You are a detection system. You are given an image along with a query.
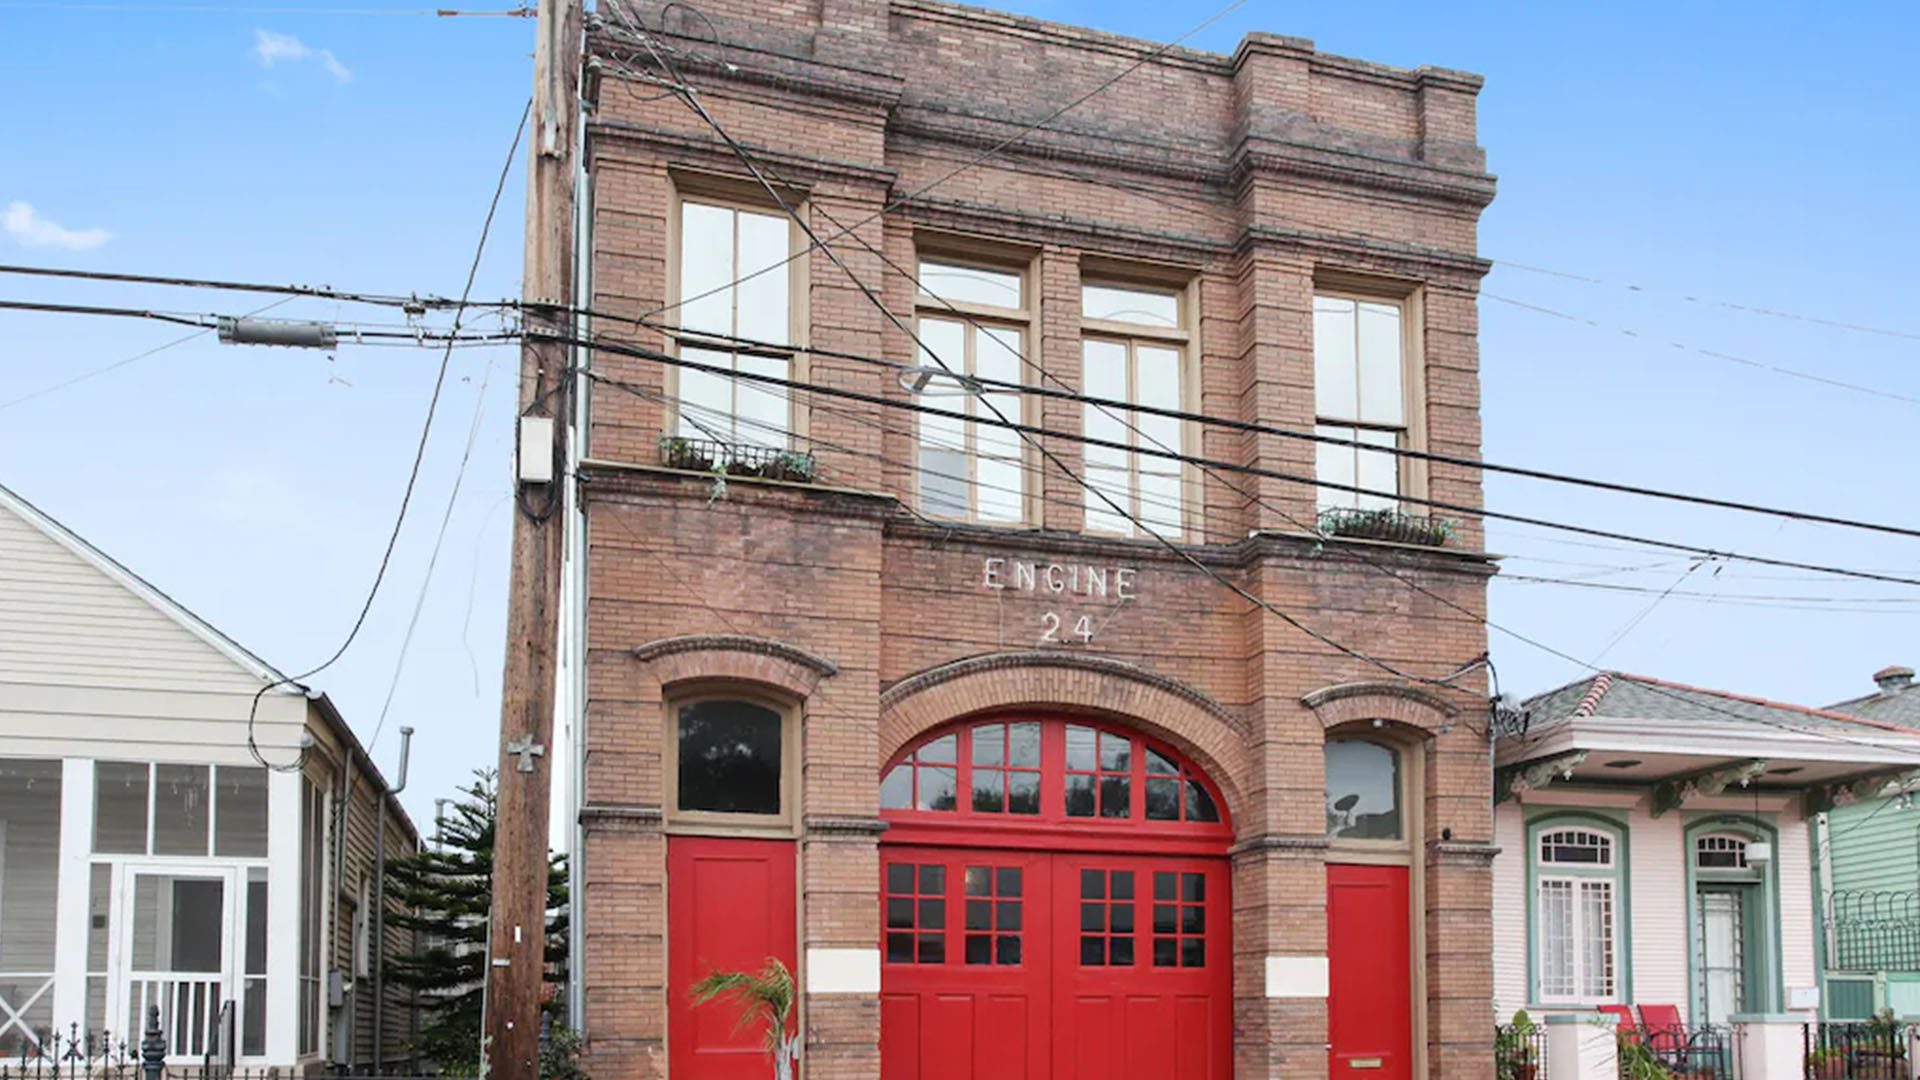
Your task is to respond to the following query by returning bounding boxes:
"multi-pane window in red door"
[1151,870,1207,968]
[1065,725,1131,818]
[885,863,948,964]
[970,722,1041,814]
[962,866,1023,965]
[1078,868,1136,966]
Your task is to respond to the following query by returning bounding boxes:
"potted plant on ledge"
[1495,1010,1539,1080]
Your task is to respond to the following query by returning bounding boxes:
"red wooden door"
[880,848,1051,1080]
[1327,863,1413,1080]
[668,837,797,1080]
[1050,854,1231,1080]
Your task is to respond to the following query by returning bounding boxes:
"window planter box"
[659,435,818,484]
[1317,508,1456,548]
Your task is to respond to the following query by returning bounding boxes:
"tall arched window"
[1324,738,1402,842]
[666,691,797,828]
[1533,821,1621,1003]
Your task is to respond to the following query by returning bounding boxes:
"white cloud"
[252,29,351,83]
[2,201,112,251]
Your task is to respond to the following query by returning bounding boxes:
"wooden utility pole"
[485,0,579,1075]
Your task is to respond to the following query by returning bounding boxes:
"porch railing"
[0,975,56,1055]
[1826,890,1920,972]
[1,1010,442,1080]
[1805,1020,1909,1079]
[1620,1023,1734,1080]
[127,978,223,1061]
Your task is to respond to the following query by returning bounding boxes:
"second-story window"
[675,198,793,448]
[1313,294,1408,512]
[914,258,1029,523]
[1081,282,1186,538]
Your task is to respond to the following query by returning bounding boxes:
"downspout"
[565,75,592,1036]
[374,726,414,1071]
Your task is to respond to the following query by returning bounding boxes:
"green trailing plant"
[1316,507,1458,547]
[689,957,800,1080]
[1616,1032,1675,1080]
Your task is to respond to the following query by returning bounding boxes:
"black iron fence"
[1496,1020,1549,1080]
[1827,890,1920,972]
[0,1009,437,1080]
[657,434,817,483]
[1619,1023,1734,1080]
[1805,1020,1909,1079]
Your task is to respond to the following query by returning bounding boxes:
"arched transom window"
[881,718,1227,831]
[1695,833,1750,870]
[1539,828,1615,867]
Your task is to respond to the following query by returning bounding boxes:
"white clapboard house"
[0,481,419,1068]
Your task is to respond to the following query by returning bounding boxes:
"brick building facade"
[567,2,1498,1077]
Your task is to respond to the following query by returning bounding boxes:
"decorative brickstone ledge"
[1426,840,1500,863]
[804,814,890,836]
[632,633,839,697]
[1231,833,1334,859]
[579,803,664,831]
[1301,680,1464,733]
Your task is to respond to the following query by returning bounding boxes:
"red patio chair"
[1599,1004,1637,1033]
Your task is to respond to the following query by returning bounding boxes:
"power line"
[650,320,1920,544]
[1491,258,1920,345]
[244,97,530,770]
[0,263,472,309]
[0,295,295,411]
[1484,292,1920,408]
[569,335,1920,590]
[0,296,520,344]
[0,2,529,13]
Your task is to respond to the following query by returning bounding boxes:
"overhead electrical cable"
[242,98,531,770]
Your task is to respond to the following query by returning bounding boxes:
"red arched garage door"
[878,716,1233,1080]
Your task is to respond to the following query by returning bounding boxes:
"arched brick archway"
[1301,680,1463,734]
[630,633,838,699]
[879,650,1250,831]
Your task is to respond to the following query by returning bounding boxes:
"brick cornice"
[1301,680,1461,718]
[1428,840,1500,863]
[579,803,664,830]
[804,814,890,836]
[634,633,839,679]
[1301,680,1472,735]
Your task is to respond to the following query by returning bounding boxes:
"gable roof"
[0,479,294,691]
[1524,670,1920,739]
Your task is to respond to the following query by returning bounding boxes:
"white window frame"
[1311,289,1423,514]
[911,255,1034,525]
[1695,833,1751,871]
[667,190,804,451]
[1079,279,1192,539]
[1533,824,1621,1004]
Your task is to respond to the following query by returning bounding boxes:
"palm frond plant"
[689,957,800,1080]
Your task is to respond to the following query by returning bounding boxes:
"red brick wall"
[573,2,1496,1077]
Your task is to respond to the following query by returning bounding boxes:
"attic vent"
[1874,665,1915,694]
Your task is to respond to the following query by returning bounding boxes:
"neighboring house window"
[299,778,326,1056]
[1081,282,1187,538]
[675,199,794,448]
[1313,294,1408,512]
[914,258,1029,523]
[1535,825,1619,1002]
[1695,833,1750,870]
[667,693,796,829]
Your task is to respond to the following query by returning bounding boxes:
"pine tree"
[384,770,571,1075]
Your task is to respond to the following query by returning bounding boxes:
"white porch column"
[1545,1013,1618,1080]
[51,759,94,1037]
[1732,1013,1807,1080]
[1904,1017,1920,1080]
[265,768,302,1064]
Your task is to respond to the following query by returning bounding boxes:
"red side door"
[1050,854,1231,1080]
[668,837,798,1080]
[1327,863,1413,1080]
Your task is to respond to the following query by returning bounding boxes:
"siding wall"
[1828,797,1920,897]
[1495,789,1820,1025]
[1492,801,1526,1018]
[0,496,309,764]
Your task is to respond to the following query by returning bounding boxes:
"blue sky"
[2,1,1917,824]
